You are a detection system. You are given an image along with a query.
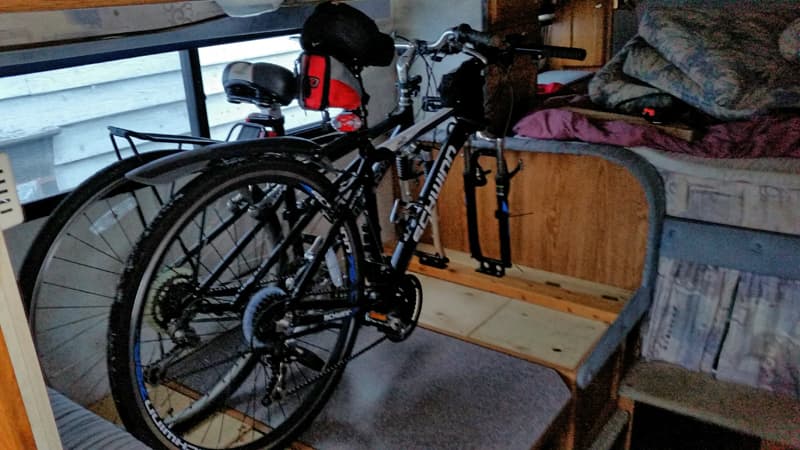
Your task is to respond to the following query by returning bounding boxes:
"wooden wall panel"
[485,0,544,29]
[0,0,179,12]
[0,0,322,13]
[543,0,612,69]
[483,0,542,135]
[437,149,649,290]
[0,330,36,450]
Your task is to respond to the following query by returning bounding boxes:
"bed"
[513,0,800,399]
[630,147,800,399]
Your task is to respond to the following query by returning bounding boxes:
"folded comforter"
[589,5,800,120]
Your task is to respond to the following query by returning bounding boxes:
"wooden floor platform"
[409,245,630,325]
[409,246,631,382]
[417,274,608,378]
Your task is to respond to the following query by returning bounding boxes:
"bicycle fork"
[463,134,522,277]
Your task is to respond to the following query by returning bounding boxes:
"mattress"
[630,146,800,235]
[634,146,800,399]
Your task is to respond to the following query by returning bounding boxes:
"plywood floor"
[417,274,608,374]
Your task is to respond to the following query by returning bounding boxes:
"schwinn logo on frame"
[406,144,459,243]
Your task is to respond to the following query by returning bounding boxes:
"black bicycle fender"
[126,136,322,185]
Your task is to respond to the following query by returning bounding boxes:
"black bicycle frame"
[326,105,478,286]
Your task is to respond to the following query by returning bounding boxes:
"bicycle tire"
[18,150,185,407]
[108,156,363,450]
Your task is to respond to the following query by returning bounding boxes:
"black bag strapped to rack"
[297,53,365,111]
[300,1,394,68]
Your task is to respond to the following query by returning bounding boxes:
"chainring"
[387,273,423,342]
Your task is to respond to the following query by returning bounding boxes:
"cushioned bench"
[48,388,150,450]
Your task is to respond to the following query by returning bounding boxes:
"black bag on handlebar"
[439,59,485,123]
[300,1,395,68]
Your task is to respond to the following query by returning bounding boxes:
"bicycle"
[18,60,308,408]
[108,15,585,450]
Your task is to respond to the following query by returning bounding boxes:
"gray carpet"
[301,328,570,450]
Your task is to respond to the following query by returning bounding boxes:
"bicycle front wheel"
[19,150,185,406]
[108,157,364,450]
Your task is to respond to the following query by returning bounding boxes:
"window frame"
[0,10,310,220]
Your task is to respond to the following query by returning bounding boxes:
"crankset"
[365,274,423,342]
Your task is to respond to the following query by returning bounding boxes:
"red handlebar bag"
[298,53,363,111]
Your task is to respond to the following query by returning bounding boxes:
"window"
[198,35,321,141]
[0,52,190,203]
[0,34,323,205]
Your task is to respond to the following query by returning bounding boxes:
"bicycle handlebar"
[516,45,587,60]
[454,23,501,48]
[437,23,586,61]
[393,24,586,95]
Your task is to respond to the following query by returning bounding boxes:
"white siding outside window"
[0,35,317,204]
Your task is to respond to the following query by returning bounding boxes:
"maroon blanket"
[513,109,800,158]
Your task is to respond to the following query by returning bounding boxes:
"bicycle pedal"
[367,310,390,323]
[364,310,404,333]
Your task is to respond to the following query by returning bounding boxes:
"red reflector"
[331,113,363,133]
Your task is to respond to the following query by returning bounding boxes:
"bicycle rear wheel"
[18,150,186,406]
[108,157,363,450]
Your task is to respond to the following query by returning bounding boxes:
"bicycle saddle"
[223,61,297,106]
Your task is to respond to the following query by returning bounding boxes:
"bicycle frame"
[125,31,504,319]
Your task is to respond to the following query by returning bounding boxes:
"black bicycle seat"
[222,61,297,106]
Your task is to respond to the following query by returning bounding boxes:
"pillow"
[779,18,800,63]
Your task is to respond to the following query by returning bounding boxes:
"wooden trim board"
[620,361,800,447]
[562,107,699,142]
[409,246,626,324]
[0,329,36,450]
[1,0,183,13]
[420,244,633,301]
[0,233,62,450]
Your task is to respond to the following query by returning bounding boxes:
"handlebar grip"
[540,45,587,61]
[455,23,500,47]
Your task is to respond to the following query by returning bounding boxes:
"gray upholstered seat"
[48,388,150,450]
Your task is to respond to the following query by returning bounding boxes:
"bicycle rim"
[20,151,186,406]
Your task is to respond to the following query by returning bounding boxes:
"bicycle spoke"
[106,198,135,248]
[41,281,114,300]
[36,311,107,333]
[65,231,122,263]
[39,316,106,356]
[51,255,122,275]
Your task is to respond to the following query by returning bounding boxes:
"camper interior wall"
[385,1,485,114]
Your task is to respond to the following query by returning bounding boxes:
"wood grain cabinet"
[544,0,613,69]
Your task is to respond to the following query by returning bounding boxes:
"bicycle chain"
[278,334,388,400]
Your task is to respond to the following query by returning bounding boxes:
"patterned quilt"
[589,5,800,120]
